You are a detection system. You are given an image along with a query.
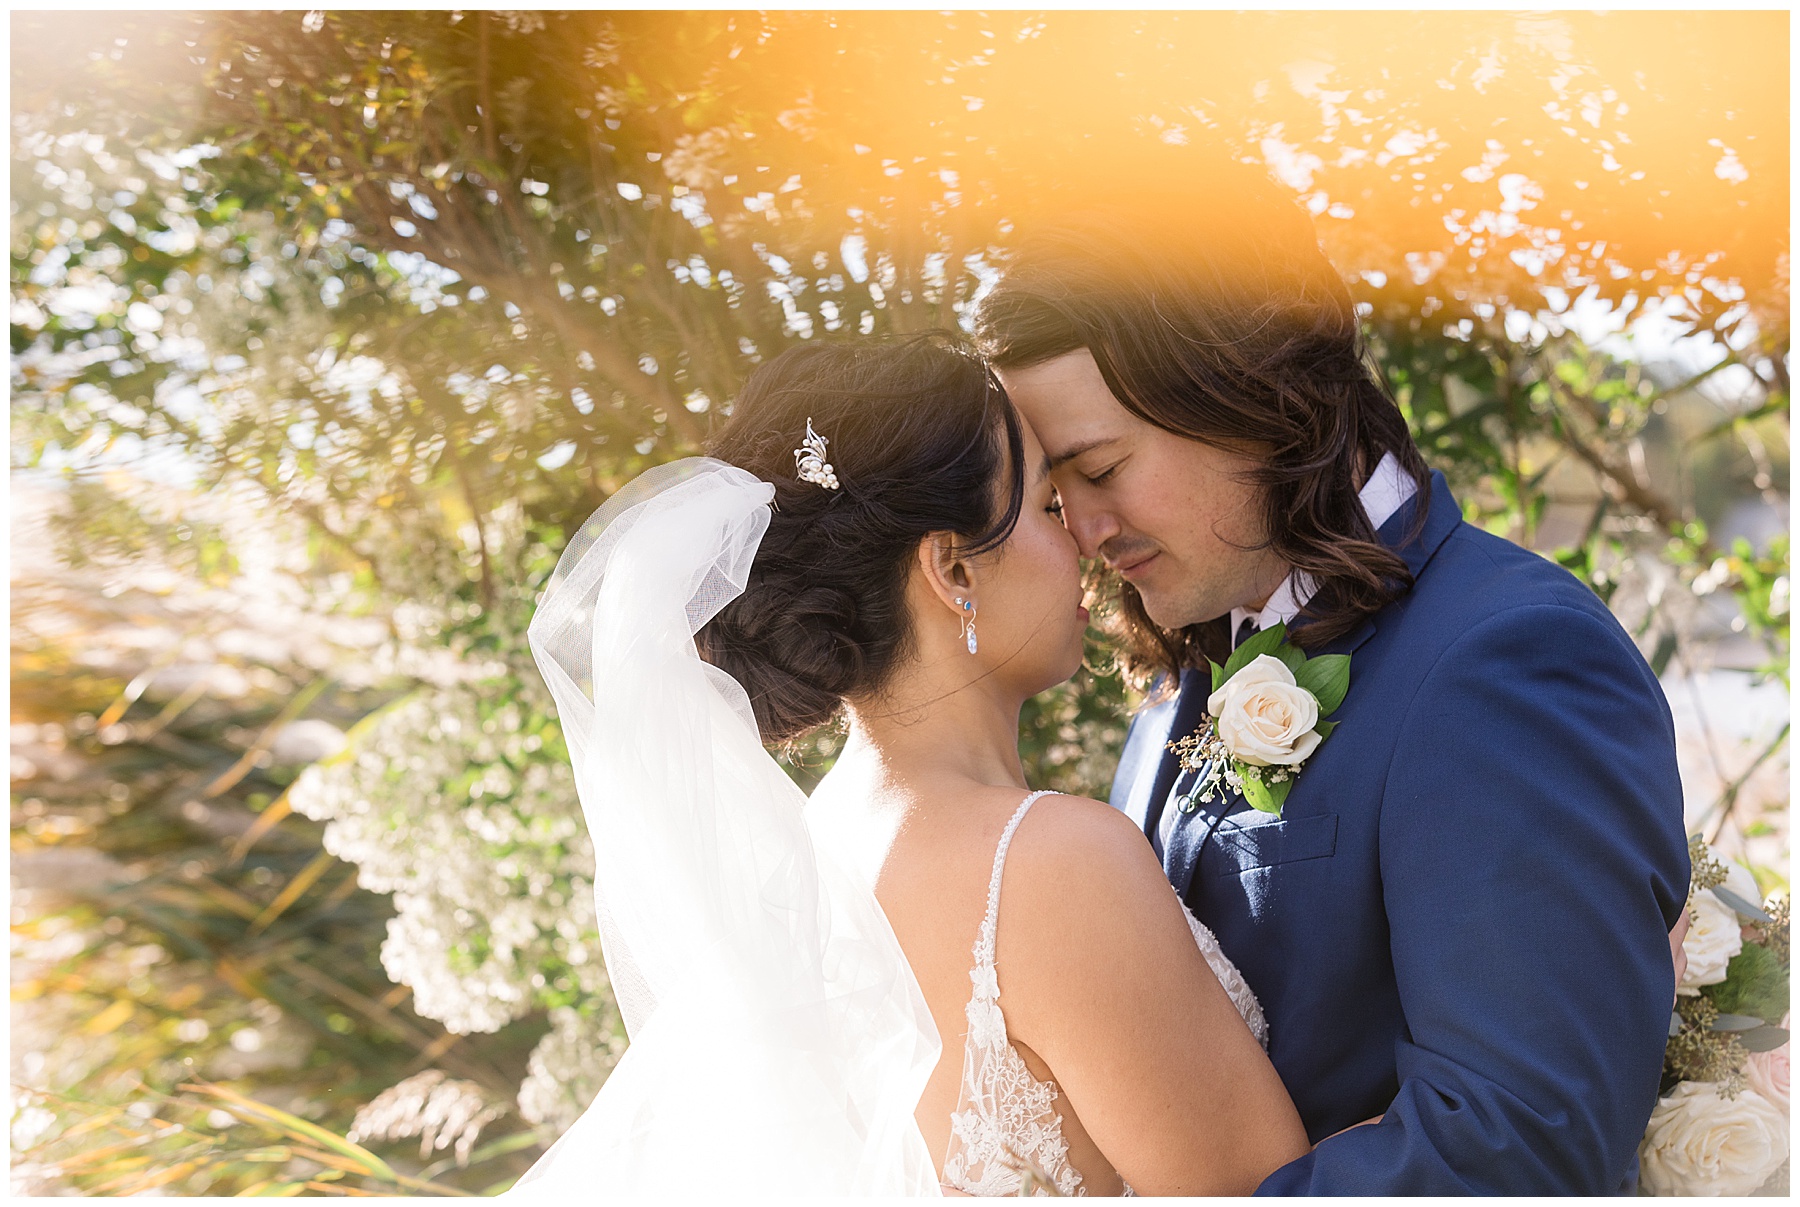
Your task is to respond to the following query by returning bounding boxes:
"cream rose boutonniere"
[1166,622,1348,818]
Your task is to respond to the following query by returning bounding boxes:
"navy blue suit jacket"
[1109,471,1688,1195]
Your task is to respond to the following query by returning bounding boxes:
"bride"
[511,333,1310,1196]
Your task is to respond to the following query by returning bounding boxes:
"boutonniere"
[1165,622,1349,818]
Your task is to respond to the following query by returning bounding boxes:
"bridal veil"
[508,458,942,1195]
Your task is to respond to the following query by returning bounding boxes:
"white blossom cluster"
[287,675,610,1037]
[516,1005,626,1135]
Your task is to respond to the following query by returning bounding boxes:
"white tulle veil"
[507,458,942,1196]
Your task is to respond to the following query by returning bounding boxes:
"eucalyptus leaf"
[1708,1012,1767,1032]
[1294,654,1352,716]
[1710,886,1773,924]
[1737,1025,1790,1053]
[1222,622,1288,682]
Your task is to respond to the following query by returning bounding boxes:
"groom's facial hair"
[1098,533,1159,571]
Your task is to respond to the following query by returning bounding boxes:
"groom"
[975,160,1689,1194]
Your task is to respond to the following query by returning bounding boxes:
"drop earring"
[954,597,978,655]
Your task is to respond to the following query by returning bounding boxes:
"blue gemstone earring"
[954,597,978,655]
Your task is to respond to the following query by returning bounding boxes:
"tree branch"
[1548,381,1718,561]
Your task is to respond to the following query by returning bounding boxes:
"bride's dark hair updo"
[700,332,1026,745]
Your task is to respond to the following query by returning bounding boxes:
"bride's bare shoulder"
[995,793,1187,949]
[1009,792,1167,887]
[993,793,1220,1044]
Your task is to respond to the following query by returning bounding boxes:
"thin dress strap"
[942,788,1084,1197]
[973,789,1056,972]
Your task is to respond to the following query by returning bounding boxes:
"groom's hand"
[1320,1115,1383,1143]
[1669,909,1691,1003]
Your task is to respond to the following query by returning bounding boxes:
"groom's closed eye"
[1048,436,1121,473]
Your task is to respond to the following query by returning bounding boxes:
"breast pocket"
[1205,811,1339,877]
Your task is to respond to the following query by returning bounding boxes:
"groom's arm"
[1257,601,1690,1195]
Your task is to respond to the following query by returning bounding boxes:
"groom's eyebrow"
[1048,437,1119,470]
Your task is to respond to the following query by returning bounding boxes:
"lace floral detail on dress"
[1178,894,1268,1049]
[941,791,1084,1198]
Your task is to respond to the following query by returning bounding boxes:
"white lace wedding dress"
[941,790,1268,1198]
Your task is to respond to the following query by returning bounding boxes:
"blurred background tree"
[12,10,1787,1195]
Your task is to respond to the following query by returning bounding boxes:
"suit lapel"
[1162,792,1219,899]
[1387,469,1462,581]
[1139,668,1210,846]
[1110,683,1182,836]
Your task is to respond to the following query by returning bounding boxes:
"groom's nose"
[1063,500,1118,561]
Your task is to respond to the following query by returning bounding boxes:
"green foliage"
[1240,770,1287,817]
[9,522,551,1195]
[1723,535,1792,687]
[1016,637,1135,800]
[1702,943,1789,1027]
[1666,994,1748,1096]
[12,1080,518,1197]
[1688,833,1733,894]
[1756,896,1791,965]
[1294,656,1351,719]
[50,475,239,581]
[1221,623,1289,681]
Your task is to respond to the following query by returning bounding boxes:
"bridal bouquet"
[1640,836,1789,1196]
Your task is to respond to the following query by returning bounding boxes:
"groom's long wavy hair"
[974,151,1431,685]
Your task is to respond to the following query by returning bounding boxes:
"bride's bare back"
[811,750,1307,1195]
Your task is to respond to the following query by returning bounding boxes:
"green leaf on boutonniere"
[1313,719,1338,742]
[1222,622,1289,681]
[1207,657,1226,695]
[1238,764,1293,815]
[1272,642,1307,675]
[1295,653,1351,716]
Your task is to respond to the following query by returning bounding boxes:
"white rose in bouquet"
[1206,655,1322,767]
[1744,1014,1789,1114]
[1639,1081,1789,1196]
[1680,875,1752,994]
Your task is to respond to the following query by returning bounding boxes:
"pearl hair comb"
[792,418,841,491]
